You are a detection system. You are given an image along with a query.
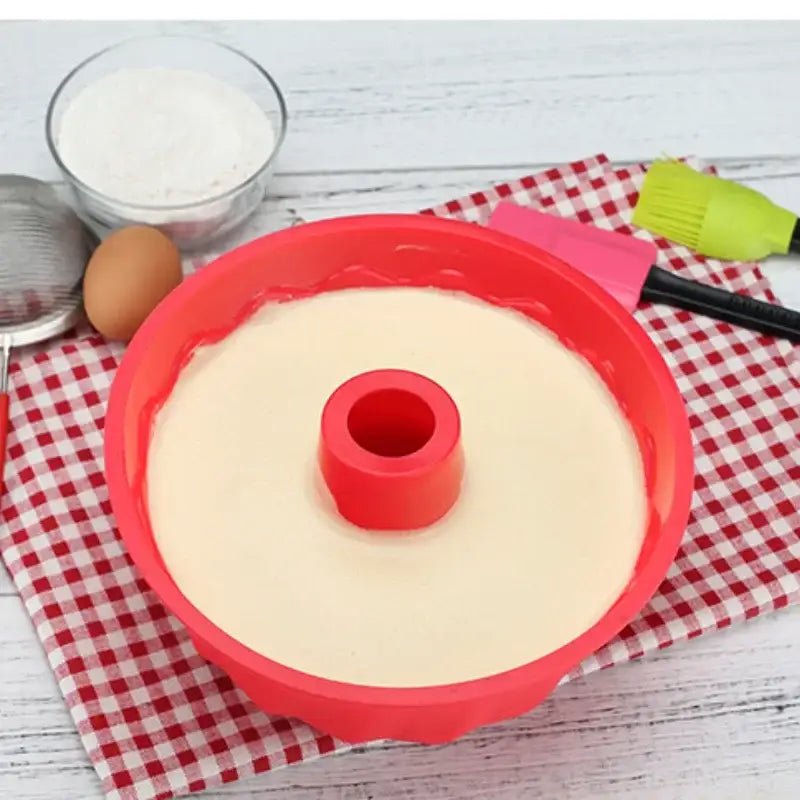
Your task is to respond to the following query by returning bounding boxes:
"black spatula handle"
[641,265,800,343]
[791,218,800,256]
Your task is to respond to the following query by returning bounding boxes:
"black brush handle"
[640,266,800,343]
[791,218,800,256]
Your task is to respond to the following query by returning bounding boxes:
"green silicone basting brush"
[633,159,800,262]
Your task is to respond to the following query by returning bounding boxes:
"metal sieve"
[0,175,94,492]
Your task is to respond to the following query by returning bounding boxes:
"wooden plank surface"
[2,21,800,176]
[1,19,799,800]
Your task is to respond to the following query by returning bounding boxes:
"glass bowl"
[45,35,288,252]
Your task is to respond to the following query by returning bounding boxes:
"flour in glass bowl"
[56,67,276,207]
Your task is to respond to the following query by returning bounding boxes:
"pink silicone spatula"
[488,202,800,343]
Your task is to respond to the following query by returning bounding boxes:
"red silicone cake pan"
[104,213,694,745]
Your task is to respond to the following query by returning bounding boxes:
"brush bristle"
[633,161,717,248]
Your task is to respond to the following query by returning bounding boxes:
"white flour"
[56,67,276,207]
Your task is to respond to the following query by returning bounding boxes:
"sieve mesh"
[0,175,90,330]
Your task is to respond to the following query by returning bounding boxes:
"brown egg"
[83,225,182,343]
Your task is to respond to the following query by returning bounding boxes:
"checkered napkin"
[1,153,799,800]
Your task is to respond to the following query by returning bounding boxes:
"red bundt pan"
[105,214,694,745]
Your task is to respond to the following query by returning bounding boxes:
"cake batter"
[147,287,647,687]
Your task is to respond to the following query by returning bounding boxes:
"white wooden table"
[1,20,800,800]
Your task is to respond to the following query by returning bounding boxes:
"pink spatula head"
[488,202,657,312]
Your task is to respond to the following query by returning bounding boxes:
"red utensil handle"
[0,392,8,495]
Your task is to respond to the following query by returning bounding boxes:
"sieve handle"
[0,391,6,496]
[0,337,8,495]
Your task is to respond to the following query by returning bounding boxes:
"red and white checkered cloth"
[1,153,799,800]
